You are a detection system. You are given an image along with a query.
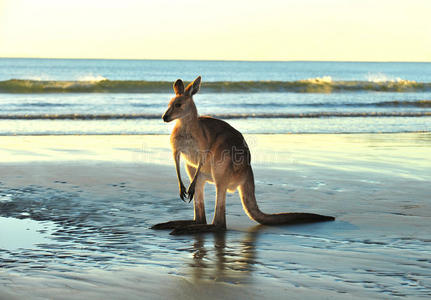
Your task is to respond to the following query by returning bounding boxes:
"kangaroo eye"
[174,103,181,108]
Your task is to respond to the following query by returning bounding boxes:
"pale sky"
[0,0,430,61]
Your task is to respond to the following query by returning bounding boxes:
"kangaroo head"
[162,76,201,122]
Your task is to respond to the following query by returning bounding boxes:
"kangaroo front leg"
[151,151,193,230]
[174,150,187,201]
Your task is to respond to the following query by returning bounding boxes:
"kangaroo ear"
[173,79,185,95]
[184,76,201,97]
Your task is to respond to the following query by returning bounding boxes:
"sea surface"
[0,58,430,134]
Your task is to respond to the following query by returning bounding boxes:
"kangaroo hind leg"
[171,168,230,235]
[151,165,207,230]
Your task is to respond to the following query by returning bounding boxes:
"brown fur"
[155,76,334,233]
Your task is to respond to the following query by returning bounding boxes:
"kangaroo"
[152,76,334,235]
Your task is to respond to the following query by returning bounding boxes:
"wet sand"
[1,133,430,299]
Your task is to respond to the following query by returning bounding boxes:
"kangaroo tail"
[238,168,335,225]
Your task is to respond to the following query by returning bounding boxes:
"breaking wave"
[232,100,431,108]
[375,100,431,107]
[0,112,429,120]
[1,79,431,93]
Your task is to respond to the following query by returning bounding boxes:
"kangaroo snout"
[162,113,170,122]
[162,110,172,122]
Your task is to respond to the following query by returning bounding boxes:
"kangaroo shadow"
[187,225,265,284]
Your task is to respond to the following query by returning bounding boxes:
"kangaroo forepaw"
[187,182,196,202]
[170,224,226,235]
[179,184,187,202]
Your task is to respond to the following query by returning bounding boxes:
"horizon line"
[0,56,430,64]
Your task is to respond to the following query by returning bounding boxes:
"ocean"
[1,58,431,298]
[0,58,430,134]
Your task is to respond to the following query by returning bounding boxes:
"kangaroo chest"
[172,132,200,165]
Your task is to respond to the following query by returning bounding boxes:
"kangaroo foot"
[170,224,226,235]
[151,220,197,230]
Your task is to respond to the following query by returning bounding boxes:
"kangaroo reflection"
[188,225,262,284]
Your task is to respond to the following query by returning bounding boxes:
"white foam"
[0,194,12,203]
[367,73,412,83]
[77,75,107,82]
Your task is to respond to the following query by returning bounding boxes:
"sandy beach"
[1,133,430,299]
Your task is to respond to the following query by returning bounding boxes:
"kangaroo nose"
[162,113,170,122]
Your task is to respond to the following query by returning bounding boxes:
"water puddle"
[0,216,57,251]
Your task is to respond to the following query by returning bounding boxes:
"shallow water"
[0,217,57,251]
[0,134,430,298]
[0,175,430,297]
